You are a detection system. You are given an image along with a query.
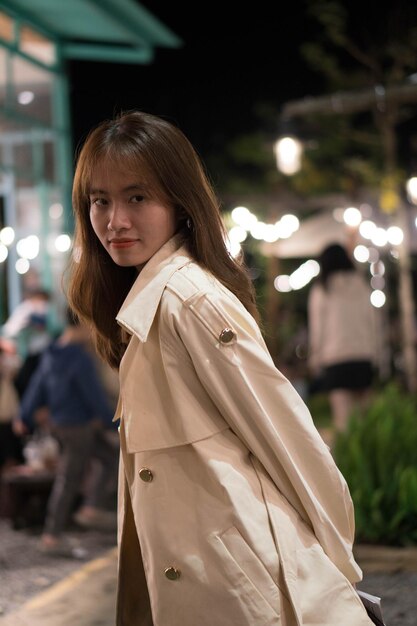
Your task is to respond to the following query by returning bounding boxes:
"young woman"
[67,111,373,626]
[308,243,377,432]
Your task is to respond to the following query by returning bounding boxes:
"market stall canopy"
[0,0,182,64]
[261,208,417,259]
[262,211,359,259]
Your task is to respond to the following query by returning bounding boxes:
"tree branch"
[281,82,417,118]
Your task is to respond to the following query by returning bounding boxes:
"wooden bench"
[0,465,55,529]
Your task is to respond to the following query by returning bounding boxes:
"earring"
[186,217,192,230]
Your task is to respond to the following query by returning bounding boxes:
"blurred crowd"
[0,287,119,558]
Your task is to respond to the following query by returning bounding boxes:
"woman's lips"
[109,239,138,249]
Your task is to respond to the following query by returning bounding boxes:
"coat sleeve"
[166,284,362,583]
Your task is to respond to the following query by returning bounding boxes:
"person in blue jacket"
[18,307,118,556]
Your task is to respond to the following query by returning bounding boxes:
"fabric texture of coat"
[114,236,373,626]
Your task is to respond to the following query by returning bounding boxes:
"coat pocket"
[215,526,281,622]
[295,538,369,626]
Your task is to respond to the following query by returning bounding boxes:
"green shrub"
[334,383,417,546]
[306,392,332,429]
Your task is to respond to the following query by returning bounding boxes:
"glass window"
[0,47,8,107]
[0,111,58,185]
[43,140,55,184]
[0,112,26,134]
[16,186,41,231]
[13,142,34,186]
[0,11,14,43]
[12,56,53,125]
[20,26,55,66]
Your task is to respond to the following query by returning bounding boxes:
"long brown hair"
[67,110,259,368]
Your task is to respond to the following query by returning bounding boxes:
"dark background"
[68,1,417,183]
[68,1,323,160]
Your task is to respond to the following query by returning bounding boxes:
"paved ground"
[1,518,417,625]
[0,519,117,622]
[355,545,417,626]
[0,547,117,626]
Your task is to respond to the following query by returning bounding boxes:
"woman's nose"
[107,205,131,232]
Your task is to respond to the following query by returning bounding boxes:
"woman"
[67,111,373,625]
[308,243,377,433]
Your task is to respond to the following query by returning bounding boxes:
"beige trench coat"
[114,237,372,626]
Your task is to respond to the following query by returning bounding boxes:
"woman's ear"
[176,206,188,221]
[175,206,189,231]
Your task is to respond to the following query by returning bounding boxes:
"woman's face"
[89,162,178,270]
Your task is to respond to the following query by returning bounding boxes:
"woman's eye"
[90,197,107,207]
[130,195,145,203]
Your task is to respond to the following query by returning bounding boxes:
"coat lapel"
[116,236,191,342]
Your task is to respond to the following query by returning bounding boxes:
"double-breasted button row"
[139,467,153,482]
[138,467,180,581]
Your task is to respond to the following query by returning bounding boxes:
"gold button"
[219,328,236,344]
[164,566,181,580]
[139,468,153,482]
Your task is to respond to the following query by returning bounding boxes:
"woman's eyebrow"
[122,184,147,193]
[89,188,107,195]
[88,184,147,195]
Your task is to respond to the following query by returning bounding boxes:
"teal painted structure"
[0,0,181,320]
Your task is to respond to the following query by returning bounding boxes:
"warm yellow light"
[343,207,362,227]
[370,290,386,308]
[275,214,299,240]
[16,235,39,259]
[231,206,257,230]
[17,90,34,105]
[250,222,268,240]
[274,275,292,292]
[274,137,303,175]
[55,234,71,252]
[353,245,370,263]
[15,258,30,274]
[370,260,385,276]
[371,228,388,247]
[359,220,376,240]
[386,226,404,246]
[406,176,417,204]
[225,236,241,258]
[49,203,63,219]
[0,226,15,246]
[263,224,280,243]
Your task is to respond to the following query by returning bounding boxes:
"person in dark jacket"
[18,308,118,556]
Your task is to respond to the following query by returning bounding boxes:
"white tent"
[261,211,348,259]
[261,209,417,259]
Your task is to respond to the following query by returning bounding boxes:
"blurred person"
[0,340,23,471]
[66,111,373,625]
[308,243,377,432]
[17,308,118,557]
[2,287,53,398]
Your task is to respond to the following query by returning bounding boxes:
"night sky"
[68,1,322,160]
[68,0,417,180]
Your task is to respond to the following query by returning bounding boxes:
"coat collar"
[116,235,191,342]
